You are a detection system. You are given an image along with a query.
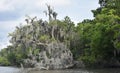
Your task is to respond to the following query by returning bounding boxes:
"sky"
[0,0,100,50]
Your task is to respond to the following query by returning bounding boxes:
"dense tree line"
[72,0,120,67]
[0,6,75,67]
[0,0,120,68]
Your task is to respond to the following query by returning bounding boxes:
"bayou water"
[0,66,120,73]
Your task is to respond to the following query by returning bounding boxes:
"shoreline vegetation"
[0,0,120,70]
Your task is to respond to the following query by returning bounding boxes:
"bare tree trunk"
[49,13,52,22]
[51,26,55,39]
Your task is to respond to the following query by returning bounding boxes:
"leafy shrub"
[0,57,10,66]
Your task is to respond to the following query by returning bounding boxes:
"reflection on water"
[0,66,19,73]
[27,69,120,73]
[0,66,120,73]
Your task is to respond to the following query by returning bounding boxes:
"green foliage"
[6,52,27,66]
[33,49,40,55]
[39,35,50,43]
[74,0,120,67]
[80,55,96,67]
[0,57,10,66]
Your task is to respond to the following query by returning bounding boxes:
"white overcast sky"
[0,0,100,50]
